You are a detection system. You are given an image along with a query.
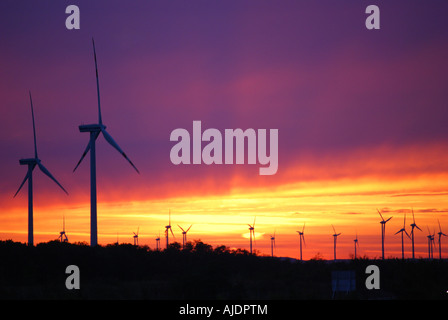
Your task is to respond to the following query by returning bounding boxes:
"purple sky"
[1,0,448,202]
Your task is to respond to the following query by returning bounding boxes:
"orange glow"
[2,143,448,260]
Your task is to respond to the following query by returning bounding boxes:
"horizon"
[1,1,448,261]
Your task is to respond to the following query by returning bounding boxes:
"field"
[0,240,447,300]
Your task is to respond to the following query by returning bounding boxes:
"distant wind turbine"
[409,208,422,259]
[133,227,139,246]
[437,219,447,259]
[394,212,410,260]
[165,210,174,249]
[377,208,392,260]
[178,224,192,248]
[353,233,359,260]
[155,232,161,251]
[426,226,435,260]
[296,223,305,261]
[270,230,276,257]
[332,225,341,261]
[14,92,68,246]
[58,215,68,243]
[248,217,256,254]
[73,39,139,247]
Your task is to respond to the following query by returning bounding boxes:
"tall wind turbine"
[296,223,305,261]
[377,209,392,260]
[248,217,256,254]
[409,208,422,259]
[178,224,192,248]
[332,225,341,261]
[14,92,68,246]
[73,39,140,246]
[269,230,276,257]
[394,212,410,260]
[426,226,435,260]
[437,219,447,259]
[133,227,139,246]
[165,210,174,249]
[59,215,68,243]
[353,233,359,260]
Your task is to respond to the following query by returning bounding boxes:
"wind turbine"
[409,208,422,259]
[155,232,161,251]
[14,92,68,246]
[426,226,435,260]
[248,217,256,254]
[296,223,305,261]
[178,224,192,248]
[353,233,359,260]
[332,225,341,261]
[133,227,139,246]
[165,210,174,249]
[58,215,68,243]
[394,212,410,260]
[437,219,447,259]
[269,230,276,257]
[73,39,140,247]
[377,208,392,260]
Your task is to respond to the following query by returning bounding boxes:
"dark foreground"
[0,240,447,300]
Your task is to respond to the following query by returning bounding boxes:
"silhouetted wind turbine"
[155,232,161,251]
[73,39,139,247]
[178,224,192,248]
[353,233,359,260]
[394,212,410,260]
[437,219,447,259]
[269,230,276,257]
[409,208,422,259]
[14,92,68,246]
[426,226,435,259]
[133,227,139,246]
[165,210,174,249]
[248,217,256,254]
[332,225,341,261]
[296,223,305,261]
[377,209,392,260]
[59,215,68,243]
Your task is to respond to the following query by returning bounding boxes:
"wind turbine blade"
[332,225,336,234]
[405,230,411,239]
[177,225,185,233]
[137,227,139,236]
[302,223,305,233]
[73,131,100,172]
[438,219,442,233]
[385,217,392,223]
[37,162,69,195]
[302,234,306,248]
[13,169,32,198]
[253,216,256,228]
[92,38,102,125]
[186,225,192,233]
[394,230,401,235]
[101,128,140,173]
[403,212,407,227]
[170,227,175,239]
[377,208,384,221]
[29,91,38,158]
[412,208,416,223]
[416,224,422,232]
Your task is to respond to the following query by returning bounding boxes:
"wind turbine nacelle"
[79,124,105,132]
[19,158,39,165]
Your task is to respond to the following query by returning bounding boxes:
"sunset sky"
[1,1,448,260]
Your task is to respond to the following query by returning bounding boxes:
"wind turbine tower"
[394,212,410,260]
[14,92,68,246]
[133,227,139,246]
[178,224,192,248]
[248,217,256,254]
[270,231,276,257]
[332,225,341,261]
[165,210,174,249]
[353,233,359,260]
[377,209,392,260]
[409,208,422,259]
[59,215,68,243]
[155,233,161,251]
[296,223,305,261]
[437,219,447,259]
[73,39,140,247]
[427,227,435,260]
